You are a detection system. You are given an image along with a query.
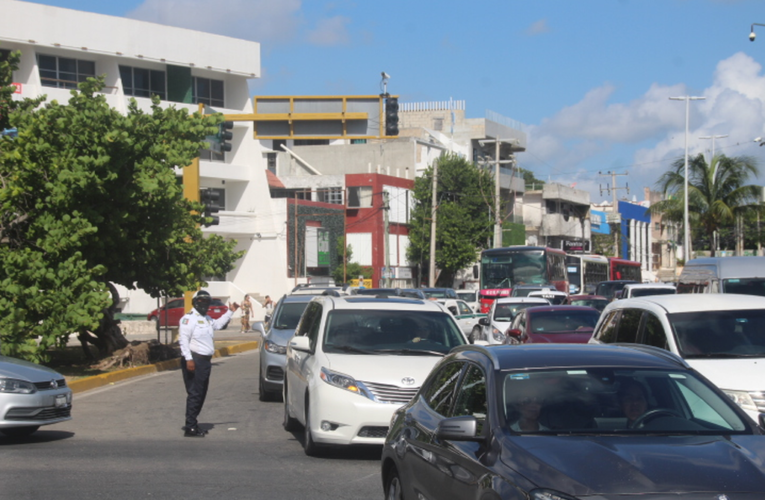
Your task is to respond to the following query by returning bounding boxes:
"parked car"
[568,293,610,312]
[619,282,676,299]
[421,287,458,300]
[455,289,479,311]
[256,294,313,401]
[147,297,229,327]
[0,355,73,437]
[437,298,486,340]
[283,294,469,455]
[382,343,765,500]
[589,293,765,420]
[477,296,550,344]
[506,305,601,344]
[595,279,639,301]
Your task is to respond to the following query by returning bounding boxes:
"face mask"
[195,300,211,316]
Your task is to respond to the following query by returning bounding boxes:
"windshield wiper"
[329,345,380,355]
[374,348,446,356]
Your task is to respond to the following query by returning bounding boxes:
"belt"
[191,352,213,360]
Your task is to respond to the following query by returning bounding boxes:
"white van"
[677,256,765,296]
[619,282,676,299]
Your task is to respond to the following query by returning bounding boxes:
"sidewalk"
[68,323,262,394]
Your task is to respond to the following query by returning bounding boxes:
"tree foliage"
[0,53,241,361]
[407,153,495,285]
[650,153,762,257]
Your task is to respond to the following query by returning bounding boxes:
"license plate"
[55,395,66,408]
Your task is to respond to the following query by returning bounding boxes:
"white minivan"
[589,294,765,421]
[677,256,765,295]
[283,294,469,455]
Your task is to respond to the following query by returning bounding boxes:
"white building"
[1,0,289,317]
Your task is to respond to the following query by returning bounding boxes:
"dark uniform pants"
[182,352,212,428]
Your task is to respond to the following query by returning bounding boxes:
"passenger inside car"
[618,381,649,427]
[506,381,549,432]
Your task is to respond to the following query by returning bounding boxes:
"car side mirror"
[506,328,523,338]
[436,415,480,441]
[289,336,312,353]
[478,317,489,326]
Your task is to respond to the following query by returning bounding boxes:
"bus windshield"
[481,250,547,289]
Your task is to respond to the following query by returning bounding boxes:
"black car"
[594,279,639,301]
[381,343,765,500]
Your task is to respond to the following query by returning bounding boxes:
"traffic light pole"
[182,103,204,314]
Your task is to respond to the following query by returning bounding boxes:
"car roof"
[604,293,765,314]
[525,305,600,314]
[315,295,448,312]
[281,294,315,303]
[684,256,765,276]
[623,283,676,289]
[495,297,550,305]
[453,343,687,371]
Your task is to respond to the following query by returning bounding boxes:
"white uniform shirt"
[179,307,234,360]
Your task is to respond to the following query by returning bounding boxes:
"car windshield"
[322,310,466,355]
[273,302,310,330]
[500,367,750,435]
[456,291,476,302]
[629,288,676,298]
[494,303,541,322]
[722,278,765,297]
[668,309,765,358]
[529,310,600,333]
[571,299,608,312]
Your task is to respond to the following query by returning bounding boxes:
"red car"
[147,297,229,327]
[504,305,601,345]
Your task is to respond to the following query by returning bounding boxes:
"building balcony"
[539,213,587,237]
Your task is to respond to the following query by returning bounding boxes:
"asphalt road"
[0,348,383,500]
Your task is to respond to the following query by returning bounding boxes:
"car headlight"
[0,378,36,394]
[264,339,287,354]
[530,489,579,500]
[319,367,372,399]
[723,389,758,413]
[492,328,506,343]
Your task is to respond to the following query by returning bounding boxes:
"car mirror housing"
[289,335,312,353]
[506,328,523,338]
[436,415,481,441]
[478,317,490,326]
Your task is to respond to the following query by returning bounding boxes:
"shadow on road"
[0,429,75,445]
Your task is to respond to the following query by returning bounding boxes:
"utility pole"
[478,138,518,248]
[429,161,438,287]
[700,133,728,253]
[599,171,629,258]
[383,191,391,287]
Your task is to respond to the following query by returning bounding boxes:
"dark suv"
[595,280,639,301]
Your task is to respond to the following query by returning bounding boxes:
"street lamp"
[699,134,728,177]
[669,95,705,261]
[750,23,765,41]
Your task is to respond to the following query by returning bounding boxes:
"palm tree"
[650,153,763,257]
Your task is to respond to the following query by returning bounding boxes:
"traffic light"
[200,188,221,227]
[385,97,399,136]
[219,121,233,152]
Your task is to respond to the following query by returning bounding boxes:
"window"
[453,364,487,434]
[192,76,224,107]
[295,302,322,351]
[267,153,276,173]
[643,313,667,349]
[615,309,642,343]
[433,117,443,131]
[317,188,343,205]
[200,148,225,162]
[120,66,166,100]
[423,362,464,416]
[38,54,95,89]
[350,139,367,144]
[594,310,620,343]
[294,139,330,146]
[347,186,373,208]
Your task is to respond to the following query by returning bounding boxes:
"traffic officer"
[179,290,239,437]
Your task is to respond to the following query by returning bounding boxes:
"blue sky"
[21,0,765,203]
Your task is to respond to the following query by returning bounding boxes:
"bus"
[608,257,642,282]
[478,246,568,313]
[566,254,609,295]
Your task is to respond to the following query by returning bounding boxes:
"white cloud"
[307,16,350,46]
[526,52,765,200]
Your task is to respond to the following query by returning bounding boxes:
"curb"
[68,341,259,394]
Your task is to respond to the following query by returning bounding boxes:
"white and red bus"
[608,257,642,282]
[566,254,609,295]
[478,246,568,313]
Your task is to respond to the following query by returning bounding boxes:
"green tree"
[407,153,495,286]
[0,62,241,361]
[650,153,762,257]
[331,237,371,285]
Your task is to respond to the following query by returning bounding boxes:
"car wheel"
[258,373,272,402]
[282,384,300,432]
[303,399,320,457]
[149,315,158,325]
[385,465,404,500]
[0,426,40,438]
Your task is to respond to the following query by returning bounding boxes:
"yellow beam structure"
[182,103,205,313]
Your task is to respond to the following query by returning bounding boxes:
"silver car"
[0,355,73,437]
[257,294,313,401]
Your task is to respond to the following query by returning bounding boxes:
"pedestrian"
[240,295,252,333]
[179,290,239,437]
[262,295,274,314]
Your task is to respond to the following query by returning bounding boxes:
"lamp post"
[699,134,728,177]
[750,23,765,41]
[669,95,705,261]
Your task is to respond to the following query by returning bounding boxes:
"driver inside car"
[618,380,649,427]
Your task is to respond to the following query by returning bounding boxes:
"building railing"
[400,100,466,112]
